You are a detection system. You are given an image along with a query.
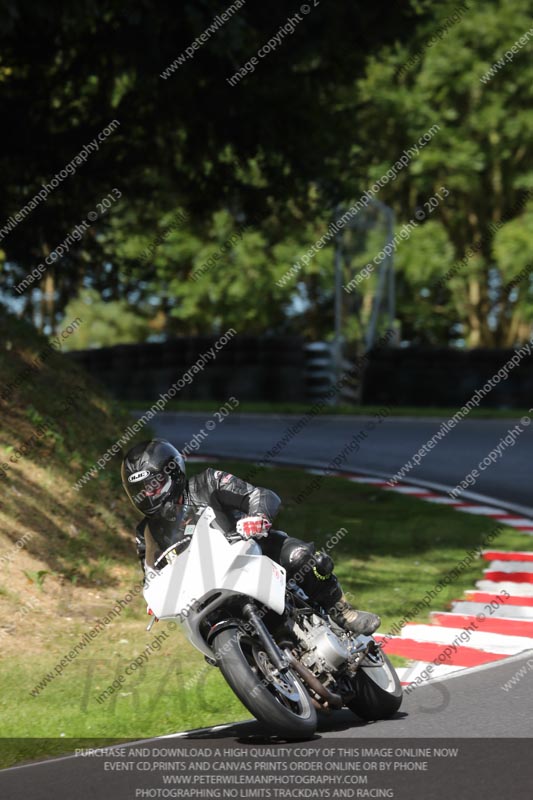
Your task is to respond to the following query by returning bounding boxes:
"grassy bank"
[0,312,148,765]
[2,458,531,768]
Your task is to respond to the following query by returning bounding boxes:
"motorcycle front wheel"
[212,627,317,739]
[347,649,403,721]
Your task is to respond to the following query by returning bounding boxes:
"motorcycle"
[143,505,402,738]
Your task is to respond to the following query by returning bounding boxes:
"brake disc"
[253,647,301,702]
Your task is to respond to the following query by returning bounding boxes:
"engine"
[290,613,352,675]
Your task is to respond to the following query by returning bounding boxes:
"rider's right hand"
[236,514,271,539]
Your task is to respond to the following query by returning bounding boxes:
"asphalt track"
[177,649,533,739]
[150,412,533,514]
[2,653,532,799]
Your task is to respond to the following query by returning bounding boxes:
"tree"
[60,289,151,349]
[0,0,419,335]
[354,0,533,346]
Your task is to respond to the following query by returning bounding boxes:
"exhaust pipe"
[285,651,343,709]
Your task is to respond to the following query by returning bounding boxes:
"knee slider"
[313,550,334,578]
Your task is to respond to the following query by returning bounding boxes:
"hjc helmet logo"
[128,470,151,482]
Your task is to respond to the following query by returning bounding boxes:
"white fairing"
[143,507,286,657]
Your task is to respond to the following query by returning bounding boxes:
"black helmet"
[121,439,186,518]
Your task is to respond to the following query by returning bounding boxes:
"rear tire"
[347,650,403,721]
[213,627,317,739]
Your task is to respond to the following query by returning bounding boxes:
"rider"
[121,438,380,636]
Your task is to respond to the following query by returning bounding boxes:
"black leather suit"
[135,467,342,609]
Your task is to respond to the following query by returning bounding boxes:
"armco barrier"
[362,346,533,408]
[68,340,533,408]
[67,336,307,402]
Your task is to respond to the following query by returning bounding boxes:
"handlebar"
[153,536,192,568]
[226,531,245,544]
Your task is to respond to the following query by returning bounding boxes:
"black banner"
[1,737,531,800]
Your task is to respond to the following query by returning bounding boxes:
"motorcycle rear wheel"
[213,627,317,739]
[347,650,403,721]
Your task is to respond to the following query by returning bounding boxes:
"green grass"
[121,400,528,419]
[2,460,532,767]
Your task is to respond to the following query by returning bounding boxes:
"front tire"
[347,650,403,721]
[213,627,317,739]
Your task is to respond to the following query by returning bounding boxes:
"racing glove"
[236,514,272,539]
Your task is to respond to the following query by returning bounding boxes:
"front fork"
[242,602,344,710]
[241,602,290,673]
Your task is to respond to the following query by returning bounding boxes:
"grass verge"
[121,400,528,419]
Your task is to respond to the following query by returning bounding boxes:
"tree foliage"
[0,0,419,344]
[60,289,151,349]
[2,0,532,348]
[356,0,533,345]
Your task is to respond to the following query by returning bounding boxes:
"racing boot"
[327,593,381,636]
[307,553,381,635]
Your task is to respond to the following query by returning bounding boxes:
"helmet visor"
[127,470,174,514]
[144,474,172,497]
